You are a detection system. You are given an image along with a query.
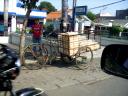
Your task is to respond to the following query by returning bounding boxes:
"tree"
[38,1,56,13]
[19,0,39,64]
[109,25,123,36]
[86,11,96,21]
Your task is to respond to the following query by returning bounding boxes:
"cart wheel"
[23,45,48,70]
[74,46,93,66]
[47,44,58,65]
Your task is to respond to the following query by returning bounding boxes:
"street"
[6,44,128,96]
[47,76,128,96]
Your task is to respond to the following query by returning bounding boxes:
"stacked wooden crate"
[79,39,100,51]
[58,32,100,56]
[59,32,79,56]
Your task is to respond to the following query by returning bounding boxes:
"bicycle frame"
[23,42,48,69]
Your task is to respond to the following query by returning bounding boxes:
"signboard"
[75,6,87,15]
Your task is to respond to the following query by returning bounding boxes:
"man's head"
[34,19,39,24]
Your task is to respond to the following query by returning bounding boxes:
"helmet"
[0,44,21,80]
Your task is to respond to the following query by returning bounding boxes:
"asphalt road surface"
[47,76,128,96]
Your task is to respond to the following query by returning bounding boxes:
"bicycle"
[61,44,93,69]
[42,31,59,65]
[45,32,94,69]
[23,42,48,70]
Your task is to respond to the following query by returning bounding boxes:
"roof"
[99,19,128,25]
[98,19,128,28]
[46,9,73,20]
[46,11,61,20]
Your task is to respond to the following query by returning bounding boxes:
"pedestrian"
[60,19,64,32]
[67,23,72,32]
[31,19,43,52]
[32,19,43,44]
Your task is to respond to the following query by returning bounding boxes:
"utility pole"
[4,0,9,36]
[72,0,77,31]
[61,0,68,32]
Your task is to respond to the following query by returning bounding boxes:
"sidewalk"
[7,44,111,92]
[13,58,111,91]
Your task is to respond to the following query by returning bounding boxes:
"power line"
[89,0,127,10]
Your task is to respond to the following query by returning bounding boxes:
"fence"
[9,31,128,47]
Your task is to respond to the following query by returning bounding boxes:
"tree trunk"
[72,0,77,31]
[20,9,31,65]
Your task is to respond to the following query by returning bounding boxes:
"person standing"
[31,19,43,53]
[32,19,43,44]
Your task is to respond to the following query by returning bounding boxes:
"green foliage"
[25,27,31,34]
[16,28,20,33]
[38,1,56,13]
[45,24,54,33]
[123,28,128,32]
[43,24,58,38]
[19,0,38,9]
[86,11,96,21]
[109,25,123,36]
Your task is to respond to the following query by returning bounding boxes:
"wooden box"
[59,32,79,56]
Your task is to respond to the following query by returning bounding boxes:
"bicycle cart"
[45,32,100,69]
[23,31,100,70]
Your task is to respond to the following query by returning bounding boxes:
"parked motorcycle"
[0,44,47,96]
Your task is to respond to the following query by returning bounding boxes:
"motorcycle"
[0,44,47,96]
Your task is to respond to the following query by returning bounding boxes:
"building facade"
[0,0,47,35]
[116,9,128,19]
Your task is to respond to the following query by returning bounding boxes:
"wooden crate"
[59,32,79,56]
[58,32,100,56]
[87,43,100,51]
[79,39,100,51]
[59,47,78,56]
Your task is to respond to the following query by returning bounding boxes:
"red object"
[32,24,42,38]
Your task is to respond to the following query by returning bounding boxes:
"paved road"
[46,76,128,96]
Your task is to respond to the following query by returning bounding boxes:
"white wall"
[0,0,16,13]
[11,16,16,32]
[0,0,4,11]
[0,36,9,44]
[0,0,47,18]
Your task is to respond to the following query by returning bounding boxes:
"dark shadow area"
[46,58,92,70]
[48,59,75,68]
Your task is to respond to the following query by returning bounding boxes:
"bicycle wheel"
[49,45,58,64]
[23,46,43,70]
[75,46,93,66]
[46,38,58,64]
[37,44,48,67]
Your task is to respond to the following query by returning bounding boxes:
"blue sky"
[17,0,128,16]
[38,0,128,16]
